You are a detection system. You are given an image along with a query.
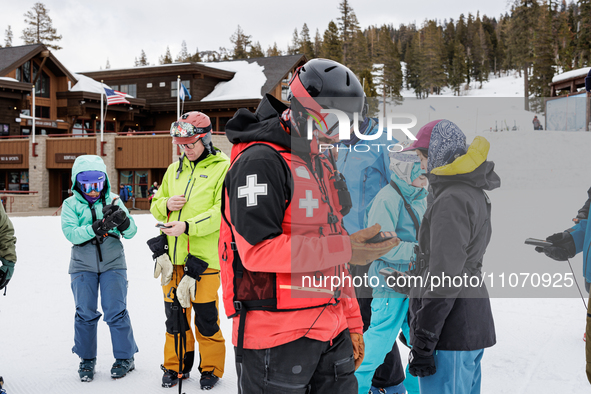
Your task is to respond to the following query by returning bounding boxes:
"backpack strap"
[390,180,421,240]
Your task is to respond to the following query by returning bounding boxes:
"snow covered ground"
[2,72,591,393]
[1,131,590,393]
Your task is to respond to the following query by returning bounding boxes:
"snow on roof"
[551,67,591,83]
[201,60,266,102]
[70,73,134,97]
[0,77,19,82]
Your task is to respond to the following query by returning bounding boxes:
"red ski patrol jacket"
[220,96,362,351]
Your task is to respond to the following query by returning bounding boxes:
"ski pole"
[566,258,588,311]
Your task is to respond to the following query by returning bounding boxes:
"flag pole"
[177,76,180,119]
[32,84,36,143]
[100,80,104,142]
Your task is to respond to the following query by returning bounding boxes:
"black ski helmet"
[289,58,366,139]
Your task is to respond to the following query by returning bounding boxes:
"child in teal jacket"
[61,155,138,382]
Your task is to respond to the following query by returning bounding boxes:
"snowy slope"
[1,131,590,394]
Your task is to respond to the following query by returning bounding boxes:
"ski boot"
[200,371,219,390]
[161,365,190,388]
[78,358,97,382]
[111,357,134,379]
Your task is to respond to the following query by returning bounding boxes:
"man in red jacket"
[219,59,398,393]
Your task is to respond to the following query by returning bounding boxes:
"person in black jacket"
[402,119,500,394]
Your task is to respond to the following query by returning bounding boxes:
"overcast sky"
[0,0,512,73]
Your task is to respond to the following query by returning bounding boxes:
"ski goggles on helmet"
[79,180,105,194]
[170,121,211,140]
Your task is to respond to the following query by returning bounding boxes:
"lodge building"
[0,44,306,212]
[546,67,591,132]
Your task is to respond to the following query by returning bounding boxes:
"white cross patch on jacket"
[299,190,318,217]
[238,174,268,207]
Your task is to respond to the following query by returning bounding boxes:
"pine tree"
[314,29,323,58]
[321,21,343,62]
[4,26,12,47]
[508,0,540,110]
[374,26,403,99]
[188,48,202,62]
[136,50,148,66]
[577,0,591,66]
[266,42,282,57]
[337,0,360,66]
[348,30,370,76]
[448,40,467,95]
[159,46,173,64]
[230,25,251,59]
[21,2,62,50]
[554,2,575,70]
[176,40,190,62]
[421,20,447,95]
[288,29,300,55]
[531,2,555,99]
[300,24,315,59]
[249,41,265,58]
[405,31,426,98]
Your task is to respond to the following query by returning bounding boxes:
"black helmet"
[289,58,365,139]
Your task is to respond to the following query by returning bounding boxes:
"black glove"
[184,254,209,281]
[102,201,131,232]
[103,210,127,230]
[92,210,127,236]
[147,233,168,258]
[92,218,110,236]
[102,201,121,217]
[535,232,576,261]
[408,349,436,378]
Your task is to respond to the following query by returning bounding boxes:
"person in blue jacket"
[536,197,591,383]
[338,116,393,328]
[61,155,138,382]
[355,151,427,394]
[337,116,402,390]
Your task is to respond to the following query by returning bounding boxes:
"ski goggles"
[170,121,211,139]
[79,181,104,194]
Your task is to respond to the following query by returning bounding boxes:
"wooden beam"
[32,56,49,85]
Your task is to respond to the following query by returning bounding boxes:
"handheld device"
[524,238,553,248]
[379,266,408,280]
[365,231,396,244]
[156,222,172,229]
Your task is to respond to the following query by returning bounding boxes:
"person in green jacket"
[0,198,16,394]
[150,111,229,391]
[0,201,16,291]
[61,155,138,382]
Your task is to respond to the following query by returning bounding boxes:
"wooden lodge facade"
[0,44,306,212]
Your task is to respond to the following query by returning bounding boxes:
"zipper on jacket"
[172,162,197,264]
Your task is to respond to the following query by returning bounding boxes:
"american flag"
[103,87,130,105]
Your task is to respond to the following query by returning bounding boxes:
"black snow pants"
[235,329,357,394]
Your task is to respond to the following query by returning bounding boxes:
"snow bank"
[201,60,266,102]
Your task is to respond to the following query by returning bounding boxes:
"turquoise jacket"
[570,218,591,284]
[365,172,427,294]
[61,155,137,273]
[337,118,393,234]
